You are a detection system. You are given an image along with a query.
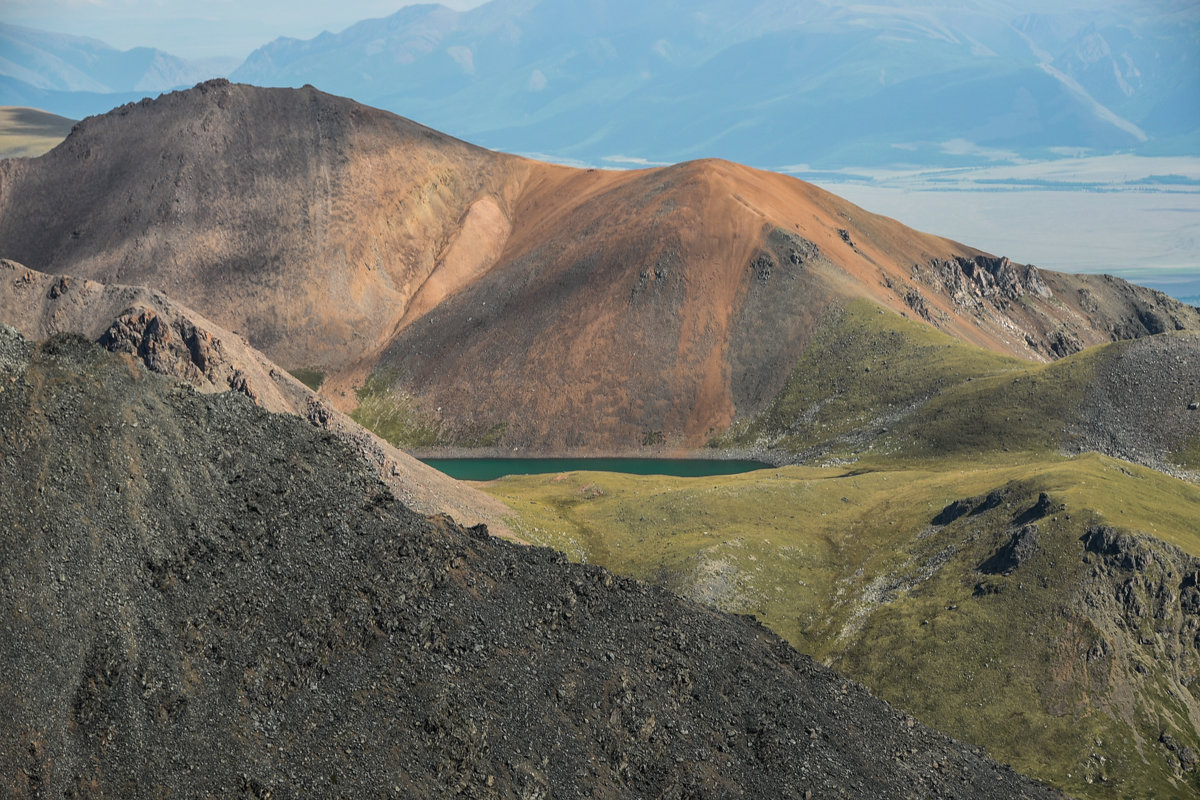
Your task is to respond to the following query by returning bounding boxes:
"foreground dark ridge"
[0,328,1061,799]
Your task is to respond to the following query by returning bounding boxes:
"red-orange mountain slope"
[0,80,1193,451]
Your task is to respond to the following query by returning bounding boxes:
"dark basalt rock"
[979,524,1041,575]
[933,488,1012,526]
[932,498,973,526]
[1160,731,1200,775]
[1082,525,1152,572]
[904,288,931,321]
[0,328,1063,799]
[1047,328,1084,358]
[1079,522,1200,697]
[1014,492,1064,525]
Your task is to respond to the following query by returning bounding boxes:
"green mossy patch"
[350,371,445,449]
[287,366,326,391]
[715,299,1025,457]
[350,370,508,449]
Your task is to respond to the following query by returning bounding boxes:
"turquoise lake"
[419,458,773,481]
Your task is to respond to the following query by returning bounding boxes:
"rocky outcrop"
[1078,523,1200,781]
[0,259,516,535]
[906,255,1200,363]
[98,306,253,398]
[932,487,1013,525]
[0,328,1063,799]
[904,286,932,321]
[1046,327,1085,358]
[920,255,1052,312]
[903,483,1200,793]
[979,524,1041,575]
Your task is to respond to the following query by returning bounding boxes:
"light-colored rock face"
[0,259,516,538]
[1,81,1196,452]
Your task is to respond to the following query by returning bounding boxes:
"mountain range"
[4,0,1198,168]
[2,79,1199,798]
[0,22,231,118]
[1,80,1194,454]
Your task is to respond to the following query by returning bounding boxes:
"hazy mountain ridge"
[228,0,1199,167]
[4,1,1195,166]
[0,22,217,94]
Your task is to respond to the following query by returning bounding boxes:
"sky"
[0,0,487,62]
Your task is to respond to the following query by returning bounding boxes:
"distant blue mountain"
[227,0,1200,168]
[0,22,220,100]
[4,2,1196,169]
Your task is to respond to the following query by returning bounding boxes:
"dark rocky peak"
[933,486,1034,526]
[1082,524,1167,573]
[937,489,1061,575]
[98,306,238,392]
[1015,491,1065,524]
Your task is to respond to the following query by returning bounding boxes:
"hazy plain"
[789,155,1200,303]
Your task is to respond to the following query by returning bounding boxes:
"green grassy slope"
[720,299,1200,476]
[471,302,1200,798]
[482,455,1200,799]
[712,300,1029,458]
[350,370,507,449]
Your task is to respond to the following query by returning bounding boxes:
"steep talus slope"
[1067,331,1200,476]
[891,330,1200,479]
[0,327,1063,799]
[0,258,514,534]
[0,81,1194,451]
[484,458,1200,798]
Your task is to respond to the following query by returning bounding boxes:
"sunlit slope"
[482,455,1200,799]
[476,301,1200,799]
[0,106,73,158]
